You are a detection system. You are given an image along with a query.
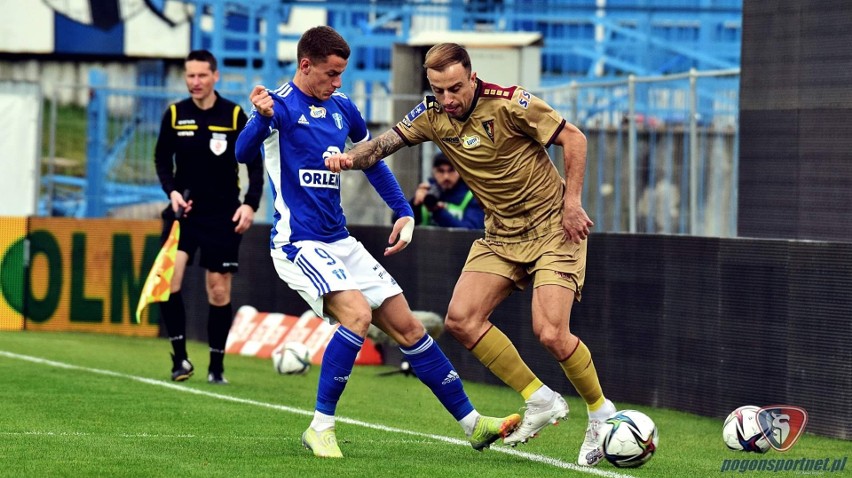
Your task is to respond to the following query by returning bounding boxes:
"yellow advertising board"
[23,218,162,336]
[0,217,27,330]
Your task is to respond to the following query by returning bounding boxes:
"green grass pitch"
[0,331,848,477]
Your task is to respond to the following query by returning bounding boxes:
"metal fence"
[40,72,246,219]
[541,68,740,237]
[40,68,739,237]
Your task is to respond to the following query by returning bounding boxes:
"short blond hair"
[423,43,471,74]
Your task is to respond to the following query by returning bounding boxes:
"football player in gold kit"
[325,42,616,466]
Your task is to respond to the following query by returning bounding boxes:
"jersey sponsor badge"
[518,90,532,109]
[210,132,227,156]
[299,169,340,189]
[309,105,327,118]
[461,134,481,149]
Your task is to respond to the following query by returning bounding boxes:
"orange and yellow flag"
[135,220,180,323]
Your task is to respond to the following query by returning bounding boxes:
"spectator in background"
[154,49,264,385]
[405,152,484,229]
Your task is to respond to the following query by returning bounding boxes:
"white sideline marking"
[0,431,198,439]
[0,350,635,478]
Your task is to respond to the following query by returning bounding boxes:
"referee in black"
[154,49,263,384]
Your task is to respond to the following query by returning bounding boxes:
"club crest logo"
[332,113,343,130]
[756,405,808,452]
[482,120,494,142]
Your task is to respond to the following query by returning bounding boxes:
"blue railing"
[184,0,740,93]
[40,0,742,238]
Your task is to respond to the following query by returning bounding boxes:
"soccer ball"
[723,405,771,453]
[600,410,659,468]
[272,341,312,375]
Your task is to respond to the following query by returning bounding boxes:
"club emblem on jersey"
[461,135,481,149]
[209,132,227,156]
[333,113,343,130]
[309,105,327,119]
[482,120,495,143]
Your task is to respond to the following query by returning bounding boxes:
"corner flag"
[135,219,180,323]
[135,190,189,324]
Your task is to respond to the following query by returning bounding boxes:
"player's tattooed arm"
[349,130,405,170]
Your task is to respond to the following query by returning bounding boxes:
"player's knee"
[536,325,570,351]
[343,309,373,336]
[394,322,426,348]
[444,306,472,337]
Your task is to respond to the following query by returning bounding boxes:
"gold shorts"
[462,231,587,300]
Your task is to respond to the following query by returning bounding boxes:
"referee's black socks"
[208,303,233,373]
[160,292,188,362]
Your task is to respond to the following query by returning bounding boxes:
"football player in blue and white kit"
[235,26,519,459]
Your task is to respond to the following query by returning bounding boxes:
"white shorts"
[270,236,403,323]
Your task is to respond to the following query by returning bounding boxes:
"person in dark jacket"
[154,49,264,385]
[408,152,484,229]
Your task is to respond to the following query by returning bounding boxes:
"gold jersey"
[394,79,567,242]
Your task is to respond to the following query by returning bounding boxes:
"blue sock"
[401,335,474,421]
[315,325,363,415]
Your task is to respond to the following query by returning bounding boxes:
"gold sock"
[559,340,604,410]
[471,326,541,399]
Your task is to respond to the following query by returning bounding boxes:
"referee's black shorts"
[161,207,241,274]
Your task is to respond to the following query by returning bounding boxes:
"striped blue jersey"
[236,82,412,256]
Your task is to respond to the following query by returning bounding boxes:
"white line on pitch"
[0,350,635,478]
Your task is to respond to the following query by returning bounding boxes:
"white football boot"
[504,388,569,446]
[578,398,617,466]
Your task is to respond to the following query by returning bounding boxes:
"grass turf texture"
[0,331,848,478]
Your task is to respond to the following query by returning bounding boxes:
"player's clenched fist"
[249,85,274,117]
[324,153,353,173]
